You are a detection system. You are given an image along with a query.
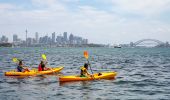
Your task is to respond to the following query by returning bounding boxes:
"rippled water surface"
[0,47,170,100]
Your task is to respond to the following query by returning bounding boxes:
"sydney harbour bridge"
[129,39,169,47]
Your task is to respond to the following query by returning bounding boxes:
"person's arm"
[85,70,92,76]
[20,65,25,69]
[22,65,30,71]
[45,61,48,65]
[23,65,28,69]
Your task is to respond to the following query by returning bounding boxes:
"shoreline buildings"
[11,31,88,47]
[0,35,12,47]
[1,31,169,48]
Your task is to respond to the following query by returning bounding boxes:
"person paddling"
[17,60,30,72]
[38,60,49,71]
[80,63,92,77]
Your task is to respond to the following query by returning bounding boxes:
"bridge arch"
[133,39,164,46]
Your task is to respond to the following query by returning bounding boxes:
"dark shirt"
[17,65,23,72]
[41,64,45,71]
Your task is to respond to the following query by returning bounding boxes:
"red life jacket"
[38,64,42,71]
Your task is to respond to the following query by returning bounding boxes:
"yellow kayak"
[4,67,64,76]
[59,71,117,82]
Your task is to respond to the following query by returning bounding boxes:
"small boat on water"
[59,71,117,82]
[4,66,64,76]
[114,45,121,48]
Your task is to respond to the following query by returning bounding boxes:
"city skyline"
[9,31,88,47]
[1,33,169,48]
[0,0,170,44]
[0,31,88,42]
[1,31,170,45]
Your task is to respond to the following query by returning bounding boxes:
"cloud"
[73,6,118,27]
[110,0,170,16]
[31,0,67,11]
[0,0,170,43]
[0,3,16,11]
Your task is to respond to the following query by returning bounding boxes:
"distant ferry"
[113,45,121,48]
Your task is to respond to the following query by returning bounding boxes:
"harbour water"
[0,47,170,100]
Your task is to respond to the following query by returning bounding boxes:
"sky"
[0,0,170,44]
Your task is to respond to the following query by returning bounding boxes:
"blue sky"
[0,0,170,44]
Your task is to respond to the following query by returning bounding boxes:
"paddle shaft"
[87,59,94,75]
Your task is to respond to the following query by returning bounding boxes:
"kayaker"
[38,61,49,71]
[80,63,92,77]
[17,60,30,72]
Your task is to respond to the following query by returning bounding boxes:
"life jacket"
[80,66,87,75]
[38,64,42,71]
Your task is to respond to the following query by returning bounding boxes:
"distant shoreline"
[0,43,12,47]
[0,43,105,47]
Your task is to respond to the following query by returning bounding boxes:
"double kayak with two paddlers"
[4,66,64,76]
[59,71,117,82]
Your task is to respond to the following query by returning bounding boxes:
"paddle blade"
[84,51,89,59]
[12,57,19,63]
[41,54,47,60]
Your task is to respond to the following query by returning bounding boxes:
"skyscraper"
[69,33,74,44]
[1,35,8,43]
[35,32,39,43]
[52,32,55,43]
[26,29,28,46]
[63,32,67,42]
[13,34,18,42]
[83,39,88,44]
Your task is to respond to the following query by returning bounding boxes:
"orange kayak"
[59,71,117,82]
[4,66,64,76]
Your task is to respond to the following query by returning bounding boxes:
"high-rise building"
[83,39,88,44]
[63,32,67,42]
[39,35,48,44]
[69,33,74,44]
[35,32,39,43]
[26,29,28,46]
[27,38,34,46]
[52,32,55,43]
[0,35,8,43]
[56,35,63,44]
[74,36,82,44]
[13,34,18,42]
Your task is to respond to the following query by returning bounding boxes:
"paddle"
[41,54,49,68]
[84,51,94,75]
[12,57,19,63]
[41,54,47,61]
